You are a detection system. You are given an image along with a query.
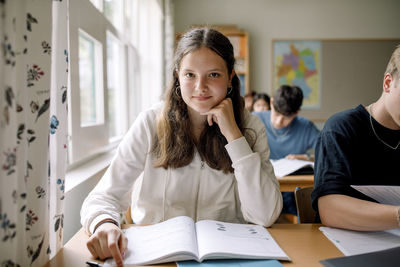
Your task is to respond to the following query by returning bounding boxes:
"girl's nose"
[195,77,207,93]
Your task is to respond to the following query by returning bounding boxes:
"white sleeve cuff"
[89,214,120,234]
[225,136,253,163]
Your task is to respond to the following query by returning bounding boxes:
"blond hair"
[385,44,400,81]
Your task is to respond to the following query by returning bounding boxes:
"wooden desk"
[278,174,314,192]
[44,224,343,267]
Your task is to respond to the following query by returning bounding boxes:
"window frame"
[78,28,105,128]
[106,30,128,141]
[67,0,165,167]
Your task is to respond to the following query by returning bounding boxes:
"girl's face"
[253,99,270,112]
[178,47,232,117]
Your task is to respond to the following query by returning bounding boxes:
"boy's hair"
[385,44,400,82]
[273,85,303,116]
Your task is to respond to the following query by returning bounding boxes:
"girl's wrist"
[93,219,119,234]
[225,127,243,143]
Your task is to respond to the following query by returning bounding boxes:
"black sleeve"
[311,129,372,211]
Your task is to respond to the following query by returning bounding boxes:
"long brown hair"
[152,27,247,173]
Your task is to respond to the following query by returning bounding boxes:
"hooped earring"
[227,87,233,95]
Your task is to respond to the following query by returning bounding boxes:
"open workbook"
[104,216,290,266]
[271,158,314,177]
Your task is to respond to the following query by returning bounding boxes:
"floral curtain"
[163,0,174,87]
[0,0,68,266]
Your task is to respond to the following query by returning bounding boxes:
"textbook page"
[104,216,198,266]
[195,220,290,261]
[320,226,400,256]
[350,185,400,205]
[271,158,314,177]
[177,259,284,267]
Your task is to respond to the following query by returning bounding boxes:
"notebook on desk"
[104,216,290,266]
[271,158,314,177]
[177,259,284,267]
[320,226,400,256]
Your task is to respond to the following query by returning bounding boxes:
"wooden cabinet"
[214,25,249,96]
[176,25,250,96]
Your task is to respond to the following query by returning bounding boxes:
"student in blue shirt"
[254,85,320,215]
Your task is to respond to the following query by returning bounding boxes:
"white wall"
[63,169,105,243]
[174,0,400,119]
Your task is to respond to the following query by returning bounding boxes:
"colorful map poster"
[273,41,321,108]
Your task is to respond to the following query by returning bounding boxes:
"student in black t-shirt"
[311,45,400,231]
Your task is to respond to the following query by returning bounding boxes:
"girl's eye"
[184,73,194,78]
[209,73,220,78]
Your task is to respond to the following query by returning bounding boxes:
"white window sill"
[65,149,115,193]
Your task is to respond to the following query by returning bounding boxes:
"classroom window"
[106,32,126,140]
[104,0,123,31]
[79,30,104,127]
[89,0,102,10]
[67,0,165,167]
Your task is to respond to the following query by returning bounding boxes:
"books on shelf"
[271,158,314,177]
[104,216,290,266]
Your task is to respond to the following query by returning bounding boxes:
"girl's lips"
[193,96,211,101]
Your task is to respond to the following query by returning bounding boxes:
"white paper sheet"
[104,216,198,266]
[195,220,290,261]
[351,185,400,205]
[270,158,314,177]
[320,226,400,256]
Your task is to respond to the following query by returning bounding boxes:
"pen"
[86,260,102,267]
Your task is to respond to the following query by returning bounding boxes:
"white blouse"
[81,103,282,234]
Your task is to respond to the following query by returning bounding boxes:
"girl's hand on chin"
[201,98,243,142]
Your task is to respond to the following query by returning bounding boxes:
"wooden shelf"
[218,25,249,96]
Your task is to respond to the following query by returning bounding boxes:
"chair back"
[295,187,317,223]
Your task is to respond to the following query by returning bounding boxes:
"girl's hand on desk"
[201,98,243,142]
[87,222,128,267]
